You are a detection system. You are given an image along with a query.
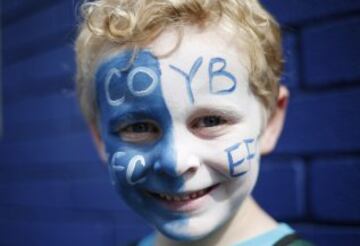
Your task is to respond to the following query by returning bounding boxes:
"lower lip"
[148,184,220,213]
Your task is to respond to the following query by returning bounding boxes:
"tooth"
[174,196,180,202]
[166,195,172,201]
[182,195,190,201]
[190,193,197,199]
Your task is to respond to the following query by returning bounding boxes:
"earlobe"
[259,85,289,155]
[89,124,108,163]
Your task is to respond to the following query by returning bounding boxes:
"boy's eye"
[126,122,152,133]
[119,121,160,143]
[192,116,226,128]
[190,115,229,139]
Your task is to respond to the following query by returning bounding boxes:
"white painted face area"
[146,26,264,240]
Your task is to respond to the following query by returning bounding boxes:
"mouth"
[145,183,220,212]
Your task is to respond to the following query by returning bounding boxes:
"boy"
[75,0,310,245]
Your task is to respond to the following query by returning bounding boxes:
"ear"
[89,123,108,163]
[259,85,289,155]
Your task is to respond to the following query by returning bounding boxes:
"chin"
[156,219,222,242]
[135,181,252,242]
[154,200,235,242]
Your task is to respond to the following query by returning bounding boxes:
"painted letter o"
[127,67,159,97]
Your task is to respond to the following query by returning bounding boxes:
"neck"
[156,197,278,246]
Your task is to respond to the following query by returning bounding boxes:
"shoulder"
[233,223,313,246]
[131,233,155,246]
[274,233,314,246]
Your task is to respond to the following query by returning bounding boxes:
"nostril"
[152,160,180,177]
[180,166,198,179]
[177,154,201,177]
[153,160,162,172]
[187,167,197,174]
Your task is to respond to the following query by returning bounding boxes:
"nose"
[175,147,201,177]
[153,139,201,178]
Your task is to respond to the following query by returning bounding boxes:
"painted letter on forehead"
[103,55,160,107]
[169,56,238,104]
[209,57,237,94]
[127,66,159,97]
[105,68,125,106]
[169,57,203,104]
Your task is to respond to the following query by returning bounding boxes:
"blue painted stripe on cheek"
[95,50,188,234]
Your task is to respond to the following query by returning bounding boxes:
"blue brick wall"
[1,1,359,245]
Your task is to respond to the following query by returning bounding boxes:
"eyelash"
[116,120,161,143]
[120,122,159,133]
[191,115,227,128]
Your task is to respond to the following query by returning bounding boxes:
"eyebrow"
[107,104,167,125]
[189,105,245,120]
[108,109,151,127]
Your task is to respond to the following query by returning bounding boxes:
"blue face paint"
[96,50,189,239]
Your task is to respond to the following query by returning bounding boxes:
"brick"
[0,205,121,223]
[0,175,128,211]
[293,224,360,246]
[2,1,76,54]
[70,178,127,211]
[4,114,86,142]
[253,157,306,220]
[2,0,37,14]
[0,132,100,164]
[0,220,114,246]
[3,46,75,103]
[115,223,152,245]
[309,157,360,222]
[0,160,106,182]
[5,93,79,122]
[302,17,360,87]
[1,0,57,24]
[0,180,72,208]
[3,93,86,141]
[261,0,360,25]
[276,88,360,154]
[282,32,300,88]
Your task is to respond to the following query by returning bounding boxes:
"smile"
[147,184,219,203]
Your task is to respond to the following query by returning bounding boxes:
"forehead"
[150,26,252,110]
[150,25,250,66]
[96,25,257,118]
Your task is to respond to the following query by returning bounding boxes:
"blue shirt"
[138,223,294,246]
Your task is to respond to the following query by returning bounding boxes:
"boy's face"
[95,27,264,240]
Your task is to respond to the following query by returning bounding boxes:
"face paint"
[95,27,264,241]
[96,50,189,235]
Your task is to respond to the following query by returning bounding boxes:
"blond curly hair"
[75,0,283,126]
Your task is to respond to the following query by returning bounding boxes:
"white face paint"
[147,27,263,239]
[96,25,264,241]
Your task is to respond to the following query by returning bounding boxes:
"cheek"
[102,132,154,187]
[200,134,260,179]
[104,132,179,191]
[107,147,149,188]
